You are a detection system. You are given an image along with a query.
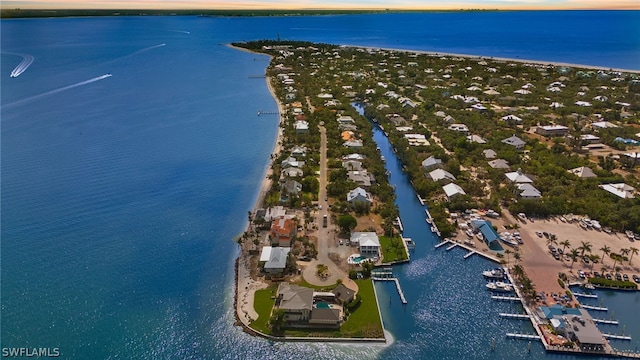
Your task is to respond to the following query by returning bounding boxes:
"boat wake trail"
[130,43,166,56]
[2,74,112,108]
[7,53,35,78]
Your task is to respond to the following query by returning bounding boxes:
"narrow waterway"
[353,104,640,359]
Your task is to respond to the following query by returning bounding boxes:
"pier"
[582,305,608,312]
[373,277,407,304]
[463,250,476,259]
[395,216,404,233]
[604,334,632,341]
[572,292,598,299]
[417,194,425,206]
[445,243,458,251]
[506,333,540,340]
[434,240,450,248]
[257,110,279,116]
[500,313,531,319]
[491,295,521,301]
[593,318,619,325]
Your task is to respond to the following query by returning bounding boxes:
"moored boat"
[482,268,505,279]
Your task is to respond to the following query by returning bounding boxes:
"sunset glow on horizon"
[2,0,638,10]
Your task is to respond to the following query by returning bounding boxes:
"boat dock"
[582,305,608,311]
[604,334,632,341]
[395,216,404,233]
[257,110,279,116]
[500,313,531,319]
[445,243,458,251]
[435,240,449,248]
[491,295,521,301]
[572,292,597,299]
[417,194,425,206]
[372,277,407,304]
[463,250,476,259]
[593,318,619,325]
[506,333,540,340]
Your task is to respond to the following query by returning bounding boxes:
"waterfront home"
[421,156,443,170]
[270,216,297,247]
[337,115,355,125]
[488,159,510,170]
[536,125,569,137]
[502,135,526,150]
[428,168,456,183]
[342,153,366,161]
[568,166,597,178]
[281,167,304,179]
[338,123,358,131]
[348,170,374,187]
[341,130,356,141]
[470,219,503,250]
[350,232,380,258]
[281,156,305,168]
[275,283,342,328]
[599,183,636,199]
[537,305,606,352]
[442,183,466,199]
[331,284,355,304]
[290,145,307,157]
[263,206,287,222]
[347,187,373,205]
[261,246,291,274]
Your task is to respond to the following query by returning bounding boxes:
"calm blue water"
[1,13,639,359]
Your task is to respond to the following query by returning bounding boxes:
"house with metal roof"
[263,247,291,274]
[502,135,526,150]
[421,155,443,170]
[347,187,373,204]
[470,219,503,251]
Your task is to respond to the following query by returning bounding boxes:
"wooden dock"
[445,243,458,251]
[491,295,521,301]
[372,277,407,304]
[604,334,632,341]
[435,240,449,248]
[506,333,540,340]
[593,318,619,325]
[582,305,608,311]
[572,292,598,299]
[500,313,531,319]
[463,250,476,259]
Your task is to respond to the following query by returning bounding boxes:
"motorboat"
[482,268,505,279]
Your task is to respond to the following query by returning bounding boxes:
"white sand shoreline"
[342,44,640,74]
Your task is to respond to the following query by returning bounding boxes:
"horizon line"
[2,6,639,11]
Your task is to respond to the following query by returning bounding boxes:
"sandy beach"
[231,44,286,329]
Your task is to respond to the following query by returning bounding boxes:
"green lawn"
[249,286,277,334]
[379,235,408,263]
[340,279,384,338]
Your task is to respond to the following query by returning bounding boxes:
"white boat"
[426,217,432,224]
[517,213,527,221]
[476,232,484,241]
[626,230,635,240]
[465,230,474,238]
[482,269,505,279]
[500,236,519,246]
[486,282,513,292]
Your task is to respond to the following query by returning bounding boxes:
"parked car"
[557,248,563,254]
[606,273,613,280]
[633,274,640,283]
[616,273,622,281]
[536,231,543,238]
[553,253,561,260]
[623,274,629,281]
[593,271,601,278]
[582,256,590,264]
[578,270,586,279]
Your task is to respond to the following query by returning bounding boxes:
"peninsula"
[232,40,640,356]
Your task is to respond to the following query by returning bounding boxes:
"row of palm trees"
[547,238,639,273]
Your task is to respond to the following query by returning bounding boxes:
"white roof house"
[350,232,379,248]
[428,169,457,182]
[404,133,430,146]
[421,156,443,170]
[294,120,309,133]
[342,153,365,161]
[592,121,618,129]
[502,135,526,149]
[569,166,597,178]
[501,114,523,122]
[347,187,373,204]
[483,149,497,159]
[467,134,487,144]
[506,169,533,183]
[343,140,363,148]
[448,124,469,133]
[599,183,636,199]
[443,183,466,199]
[488,159,510,169]
[264,247,291,273]
[354,232,381,258]
[517,183,541,199]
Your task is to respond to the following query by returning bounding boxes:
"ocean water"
[1,13,639,359]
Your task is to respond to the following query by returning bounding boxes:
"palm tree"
[514,251,521,265]
[560,240,571,254]
[611,253,623,273]
[579,241,592,257]
[546,237,558,247]
[600,245,611,265]
[588,254,600,270]
[569,248,580,269]
[621,248,631,262]
[504,249,512,268]
[629,247,639,265]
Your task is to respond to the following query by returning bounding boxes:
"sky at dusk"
[2,0,638,10]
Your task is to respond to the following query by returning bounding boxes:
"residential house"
[343,140,363,148]
[442,183,466,199]
[270,216,297,247]
[348,170,374,187]
[341,130,356,141]
[568,166,597,178]
[536,125,569,137]
[281,156,305,168]
[281,167,304,179]
[282,179,303,195]
[506,169,533,183]
[294,120,309,134]
[483,149,497,159]
[342,160,363,171]
[448,123,469,133]
[263,206,287,222]
[338,123,358,131]
[290,145,307,157]
[428,169,457,183]
[599,183,636,199]
[342,153,365,161]
[337,115,355,125]
[275,283,314,322]
[624,152,640,163]
[501,114,523,122]
[421,156,443,170]
[331,284,355,304]
[488,159,510,170]
[404,133,430,146]
[262,246,291,274]
[347,187,373,205]
[502,135,526,150]
[591,121,618,129]
[517,183,542,199]
[580,134,600,144]
[467,134,487,144]
[350,232,380,258]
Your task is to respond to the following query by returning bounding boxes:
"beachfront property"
[260,246,291,275]
[269,216,297,247]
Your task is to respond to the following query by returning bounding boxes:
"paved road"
[302,125,347,286]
